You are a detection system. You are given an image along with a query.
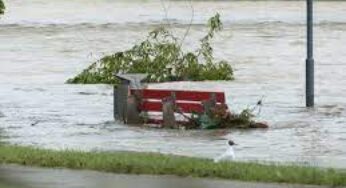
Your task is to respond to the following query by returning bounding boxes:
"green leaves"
[208,13,223,34]
[67,13,234,85]
[0,0,5,15]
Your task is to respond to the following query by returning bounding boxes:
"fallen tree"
[67,14,234,85]
[68,14,267,129]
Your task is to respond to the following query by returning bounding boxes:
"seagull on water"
[213,140,236,163]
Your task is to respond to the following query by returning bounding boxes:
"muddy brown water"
[0,0,346,168]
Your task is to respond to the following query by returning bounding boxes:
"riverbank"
[0,145,345,186]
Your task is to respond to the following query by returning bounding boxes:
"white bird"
[213,140,236,163]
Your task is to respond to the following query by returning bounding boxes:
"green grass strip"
[0,183,17,188]
[0,145,345,186]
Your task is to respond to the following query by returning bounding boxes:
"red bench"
[113,74,268,129]
[113,74,232,128]
[130,88,227,126]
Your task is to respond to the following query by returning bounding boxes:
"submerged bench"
[113,74,228,128]
[131,89,226,127]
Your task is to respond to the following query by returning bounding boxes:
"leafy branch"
[0,0,5,15]
[67,13,234,85]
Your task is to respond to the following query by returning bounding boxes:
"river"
[0,0,346,168]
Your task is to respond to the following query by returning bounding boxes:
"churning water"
[1,0,346,168]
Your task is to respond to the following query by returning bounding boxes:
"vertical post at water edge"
[306,0,314,107]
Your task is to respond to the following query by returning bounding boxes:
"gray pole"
[306,0,314,107]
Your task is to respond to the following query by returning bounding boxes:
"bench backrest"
[131,89,225,113]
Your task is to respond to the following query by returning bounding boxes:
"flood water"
[1,0,346,168]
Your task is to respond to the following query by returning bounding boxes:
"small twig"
[249,95,265,116]
[179,0,195,48]
[175,106,199,127]
[160,0,172,29]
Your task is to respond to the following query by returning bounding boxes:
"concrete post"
[203,93,217,116]
[113,74,147,123]
[162,96,176,128]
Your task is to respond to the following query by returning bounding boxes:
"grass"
[0,145,346,186]
[0,182,20,188]
[0,183,16,188]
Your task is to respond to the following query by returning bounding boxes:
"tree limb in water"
[0,0,5,15]
[67,13,234,85]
